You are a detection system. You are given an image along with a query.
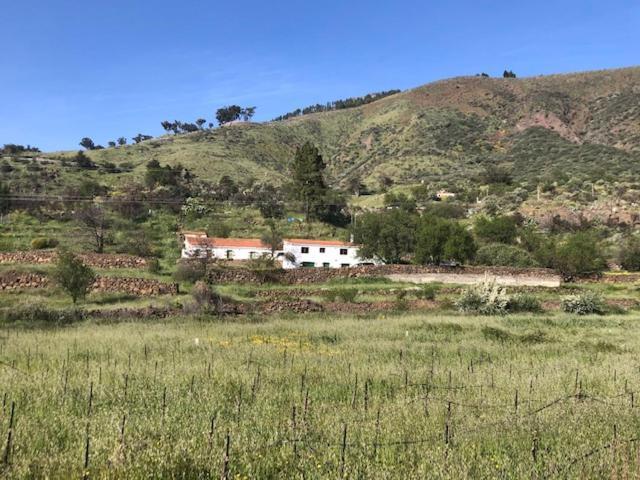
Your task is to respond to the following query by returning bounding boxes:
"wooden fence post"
[221,430,231,480]
[2,401,15,465]
[340,423,348,478]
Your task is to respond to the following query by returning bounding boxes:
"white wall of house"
[281,241,372,269]
[181,240,272,260]
[181,235,381,269]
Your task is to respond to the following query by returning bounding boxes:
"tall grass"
[0,311,638,478]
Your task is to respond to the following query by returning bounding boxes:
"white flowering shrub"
[455,279,510,315]
[561,291,605,315]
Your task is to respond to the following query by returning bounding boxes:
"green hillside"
[96,66,640,187]
[3,66,640,196]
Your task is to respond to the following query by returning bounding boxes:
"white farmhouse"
[281,239,375,269]
[182,234,273,261]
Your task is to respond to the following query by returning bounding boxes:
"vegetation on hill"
[1,67,640,273]
[272,89,401,121]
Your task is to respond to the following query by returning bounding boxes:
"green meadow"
[2,310,640,478]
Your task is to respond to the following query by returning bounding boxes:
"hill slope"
[7,66,640,193]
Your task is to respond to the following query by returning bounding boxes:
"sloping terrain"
[4,66,640,193]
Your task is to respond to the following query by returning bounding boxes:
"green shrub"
[51,249,95,304]
[507,293,542,313]
[555,232,607,280]
[0,305,84,325]
[414,284,439,300]
[561,291,605,315]
[394,290,409,311]
[415,216,477,265]
[619,237,640,271]
[474,215,518,244]
[189,281,222,315]
[173,261,206,283]
[455,280,510,315]
[118,236,154,257]
[147,258,161,274]
[475,244,538,268]
[30,237,59,250]
[336,288,358,303]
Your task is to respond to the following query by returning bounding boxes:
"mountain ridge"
[6,66,640,195]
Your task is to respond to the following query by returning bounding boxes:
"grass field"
[2,310,640,478]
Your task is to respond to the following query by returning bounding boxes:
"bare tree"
[260,220,283,257]
[76,205,110,253]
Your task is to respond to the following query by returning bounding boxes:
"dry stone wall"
[206,265,562,286]
[0,271,176,295]
[0,251,147,268]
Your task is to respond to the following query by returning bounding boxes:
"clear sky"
[1,0,638,151]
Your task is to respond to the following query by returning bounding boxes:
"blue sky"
[1,0,638,151]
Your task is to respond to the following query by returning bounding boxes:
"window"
[322,262,330,268]
[301,247,309,254]
[301,261,315,268]
[340,248,348,255]
[249,251,257,259]
[226,250,233,259]
[340,263,350,268]
[319,247,326,253]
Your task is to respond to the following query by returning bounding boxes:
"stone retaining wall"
[0,271,176,295]
[206,264,562,286]
[0,251,147,268]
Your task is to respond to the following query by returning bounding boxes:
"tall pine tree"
[290,142,328,221]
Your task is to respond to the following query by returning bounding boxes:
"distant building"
[182,235,272,261]
[181,234,381,269]
[281,238,378,269]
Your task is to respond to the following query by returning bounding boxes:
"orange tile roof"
[284,238,355,247]
[185,236,269,249]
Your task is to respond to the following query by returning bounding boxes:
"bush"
[508,294,542,313]
[173,261,206,283]
[619,237,640,271]
[475,244,538,268]
[555,232,607,280]
[190,281,223,315]
[336,288,358,303]
[415,216,477,265]
[0,305,85,325]
[117,236,154,257]
[455,280,510,315]
[561,291,605,315]
[414,284,439,300]
[51,249,96,304]
[147,258,161,274]
[394,290,409,311]
[474,215,518,244]
[30,237,59,250]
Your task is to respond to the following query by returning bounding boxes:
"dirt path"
[386,272,562,287]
